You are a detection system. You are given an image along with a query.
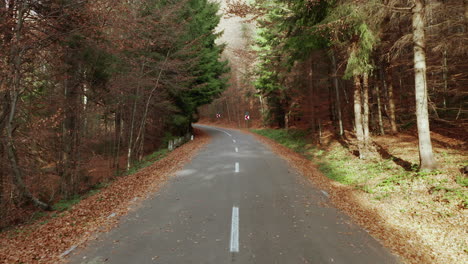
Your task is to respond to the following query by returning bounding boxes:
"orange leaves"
[0,129,209,264]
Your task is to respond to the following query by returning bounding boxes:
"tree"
[1,0,51,209]
[412,0,437,170]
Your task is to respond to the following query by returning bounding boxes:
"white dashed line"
[230,206,239,253]
[211,127,232,137]
[235,147,238,153]
[233,139,236,143]
[60,245,77,257]
[321,190,329,198]
[235,162,239,173]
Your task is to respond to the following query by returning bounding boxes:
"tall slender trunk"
[442,48,448,109]
[136,53,169,161]
[353,75,365,159]
[62,58,82,197]
[376,83,385,135]
[413,0,437,170]
[362,73,371,145]
[309,60,316,135]
[342,79,349,104]
[225,97,231,123]
[236,98,241,128]
[126,86,139,170]
[113,109,122,171]
[331,51,343,136]
[386,67,398,133]
[318,119,322,145]
[235,73,242,128]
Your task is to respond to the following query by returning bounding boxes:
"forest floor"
[0,129,210,264]
[199,119,467,264]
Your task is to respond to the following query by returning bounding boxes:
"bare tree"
[412,0,437,170]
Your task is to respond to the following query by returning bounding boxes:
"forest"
[204,0,467,170]
[0,0,228,227]
[0,0,467,263]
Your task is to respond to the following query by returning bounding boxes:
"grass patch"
[251,129,308,154]
[87,181,108,196]
[51,180,112,212]
[124,149,169,176]
[252,128,402,186]
[456,175,468,187]
[52,195,82,212]
[252,128,468,209]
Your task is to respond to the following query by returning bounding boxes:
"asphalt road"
[68,124,400,264]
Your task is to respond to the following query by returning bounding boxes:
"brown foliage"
[0,129,209,264]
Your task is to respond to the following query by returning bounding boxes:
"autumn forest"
[0,0,467,263]
[0,0,228,226]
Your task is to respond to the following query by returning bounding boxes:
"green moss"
[125,149,169,176]
[52,195,82,212]
[251,129,308,154]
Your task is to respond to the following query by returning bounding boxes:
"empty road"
[69,124,400,264]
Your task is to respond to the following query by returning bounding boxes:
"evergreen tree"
[171,0,229,133]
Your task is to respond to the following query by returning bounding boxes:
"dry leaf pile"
[0,129,210,264]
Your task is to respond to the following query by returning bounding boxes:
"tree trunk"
[225,97,231,123]
[386,67,398,134]
[126,86,138,170]
[331,51,343,136]
[309,60,316,135]
[62,56,82,197]
[236,96,241,128]
[442,48,448,109]
[412,0,437,170]
[362,73,371,146]
[6,89,50,210]
[113,109,122,171]
[353,75,366,159]
[376,83,385,135]
[136,52,169,162]
[318,119,322,145]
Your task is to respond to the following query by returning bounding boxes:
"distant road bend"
[69,124,400,264]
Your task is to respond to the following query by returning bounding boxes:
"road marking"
[233,139,236,143]
[60,245,77,257]
[235,147,238,153]
[321,190,329,198]
[235,162,239,173]
[230,206,239,253]
[211,127,232,137]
